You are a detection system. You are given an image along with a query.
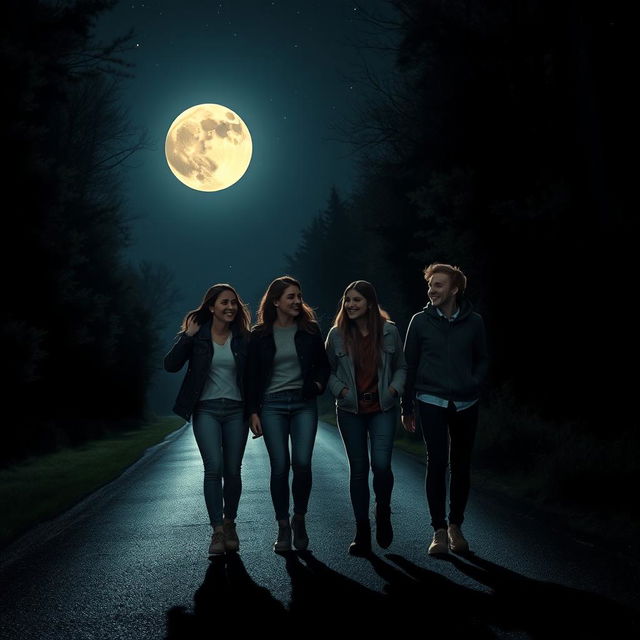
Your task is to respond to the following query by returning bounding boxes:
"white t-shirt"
[199,336,242,401]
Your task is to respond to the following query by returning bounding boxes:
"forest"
[287,1,636,528]
[1,1,635,533]
[1,0,167,463]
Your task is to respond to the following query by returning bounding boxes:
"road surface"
[1,421,638,638]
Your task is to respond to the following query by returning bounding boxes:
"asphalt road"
[1,421,638,639]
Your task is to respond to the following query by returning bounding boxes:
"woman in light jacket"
[164,283,251,557]
[325,280,406,555]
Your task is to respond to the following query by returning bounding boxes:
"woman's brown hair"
[254,275,318,334]
[333,280,390,362]
[180,283,251,334]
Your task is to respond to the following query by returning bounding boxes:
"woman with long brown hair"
[325,280,406,555]
[246,276,330,552]
[164,283,251,557]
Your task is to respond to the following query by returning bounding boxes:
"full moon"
[165,103,252,191]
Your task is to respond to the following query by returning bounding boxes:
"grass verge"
[0,415,185,549]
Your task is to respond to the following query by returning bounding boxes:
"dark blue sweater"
[401,299,489,416]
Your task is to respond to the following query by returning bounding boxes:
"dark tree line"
[287,0,637,527]
[0,1,171,465]
[288,0,633,434]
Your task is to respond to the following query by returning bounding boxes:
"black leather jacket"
[164,320,249,421]
[245,323,330,415]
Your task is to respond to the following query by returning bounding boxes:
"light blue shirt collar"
[436,306,459,321]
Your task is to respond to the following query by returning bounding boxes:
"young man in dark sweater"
[401,263,488,555]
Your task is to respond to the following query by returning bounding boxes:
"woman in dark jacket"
[164,283,251,557]
[246,276,330,553]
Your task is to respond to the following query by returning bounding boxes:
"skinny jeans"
[260,389,318,521]
[337,408,396,521]
[417,400,478,530]
[192,398,249,527]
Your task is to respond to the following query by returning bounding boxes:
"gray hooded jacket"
[325,321,407,414]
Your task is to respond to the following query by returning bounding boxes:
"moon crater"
[165,103,252,191]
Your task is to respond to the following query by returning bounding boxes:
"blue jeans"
[337,408,397,521]
[192,398,249,527]
[260,390,318,521]
[417,400,478,530]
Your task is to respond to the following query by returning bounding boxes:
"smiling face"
[275,285,302,319]
[427,272,458,308]
[209,289,238,326]
[344,288,369,322]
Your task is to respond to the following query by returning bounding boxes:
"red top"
[354,333,381,414]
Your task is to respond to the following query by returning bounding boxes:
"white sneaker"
[447,524,469,553]
[428,528,448,555]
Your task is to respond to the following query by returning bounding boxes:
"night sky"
[3,5,638,625]
[94,0,392,411]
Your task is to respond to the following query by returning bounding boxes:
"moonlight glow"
[165,103,252,191]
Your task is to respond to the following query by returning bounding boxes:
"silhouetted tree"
[286,187,358,329]
[0,0,165,464]
[294,0,633,433]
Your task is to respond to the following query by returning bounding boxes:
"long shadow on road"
[388,552,640,638]
[285,551,395,633]
[367,551,496,637]
[166,551,495,637]
[166,554,287,637]
[166,551,638,638]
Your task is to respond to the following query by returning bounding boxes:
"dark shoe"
[273,521,292,553]
[375,503,393,548]
[291,514,309,550]
[223,521,239,552]
[348,519,372,556]
[208,529,225,557]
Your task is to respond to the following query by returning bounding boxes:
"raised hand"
[185,315,201,337]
